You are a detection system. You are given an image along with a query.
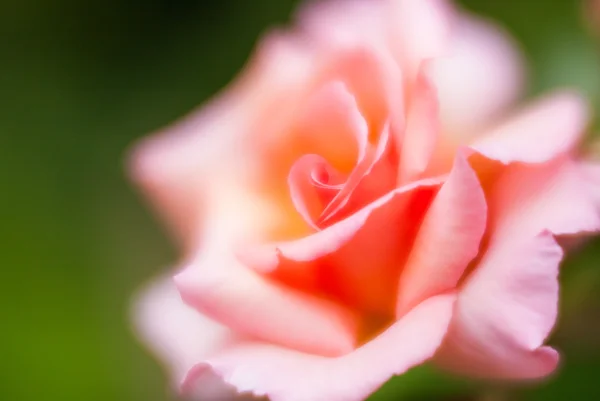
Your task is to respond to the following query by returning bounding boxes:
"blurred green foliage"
[0,0,599,400]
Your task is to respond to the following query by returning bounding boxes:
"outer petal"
[128,33,316,248]
[436,232,561,379]
[436,155,600,377]
[489,157,600,238]
[470,92,590,164]
[175,250,360,358]
[431,14,525,137]
[396,154,486,316]
[392,0,454,76]
[296,0,388,49]
[297,0,453,77]
[183,293,456,401]
[131,276,243,400]
[580,161,600,206]
[171,174,361,359]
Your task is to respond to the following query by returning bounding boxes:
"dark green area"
[0,0,598,400]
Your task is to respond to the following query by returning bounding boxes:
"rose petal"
[436,232,561,379]
[297,0,387,50]
[297,0,453,80]
[290,81,369,173]
[489,157,600,238]
[399,63,440,184]
[319,122,398,226]
[287,81,369,227]
[320,46,405,140]
[396,153,486,316]
[431,14,525,137]
[297,0,404,131]
[288,155,346,229]
[470,91,590,164]
[392,0,454,76]
[175,250,360,358]
[241,177,443,314]
[128,32,316,248]
[182,293,456,401]
[131,276,242,400]
[580,161,600,206]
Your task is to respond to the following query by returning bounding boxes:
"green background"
[1,0,599,400]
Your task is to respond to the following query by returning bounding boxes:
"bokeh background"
[1,0,600,400]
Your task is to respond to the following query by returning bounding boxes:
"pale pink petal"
[127,99,238,248]
[470,92,590,164]
[128,32,316,249]
[396,153,486,316]
[241,177,442,314]
[296,0,387,50]
[182,293,456,401]
[435,232,561,379]
[131,276,243,399]
[297,0,452,79]
[175,251,359,358]
[399,63,440,184]
[431,14,525,137]
[436,156,599,377]
[579,161,600,206]
[392,0,454,76]
[489,157,600,239]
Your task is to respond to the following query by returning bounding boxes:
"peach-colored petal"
[182,293,456,401]
[289,81,369,173]
[396,154,486,317]
[175,251,359,358]
[287,81,369,227]
[431,14,525,136]
[489,158,600,238]
[319,122,398,226]
[437,156,599,377]
[470,92,590,164]
[242,177,442,314]
[399,63,440,184]
[328,48,405,138]
[436,232,561,379]
[131,276,242,399]
[288,154,345,229]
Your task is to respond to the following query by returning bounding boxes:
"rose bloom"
[129,1,600,400]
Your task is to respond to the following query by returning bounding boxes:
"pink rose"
[129,1,600,400]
